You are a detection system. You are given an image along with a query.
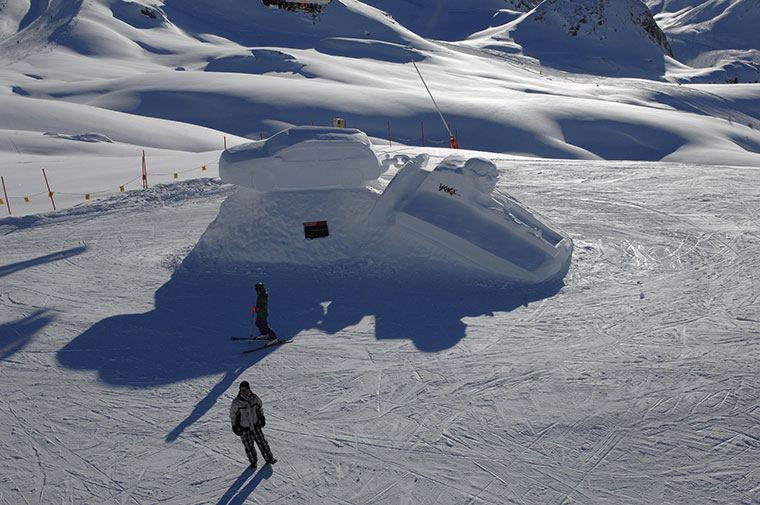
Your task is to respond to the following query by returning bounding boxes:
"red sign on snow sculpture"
[303,220,329,239]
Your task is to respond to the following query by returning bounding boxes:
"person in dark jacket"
[252,282,278,341]
[230,381,276,468]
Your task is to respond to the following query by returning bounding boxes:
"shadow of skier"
[216,465,273,505]
[165,368,245,443]
[0,310,53,362]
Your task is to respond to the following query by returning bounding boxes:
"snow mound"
[205,50,310,76]
[43,132,114,143]
[315,38,424,63]
[218,126,382,192]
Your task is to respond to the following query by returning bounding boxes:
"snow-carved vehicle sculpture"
[368,154,572,284]
[215,126,572,284]
[220,126,381,191]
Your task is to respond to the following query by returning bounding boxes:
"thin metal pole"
[42,168,56,210]
[411,59,454,139]
[142,150,148,189]
[1,176,10,215]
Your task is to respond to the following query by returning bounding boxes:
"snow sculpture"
[215,126,572,284]
[369,154,572,284]
[219,126,381,192]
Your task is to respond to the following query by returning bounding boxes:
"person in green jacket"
[252,282,278,341]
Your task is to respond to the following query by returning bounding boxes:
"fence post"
[42,168,56,210]
[387,120,392,147]
[1,176,10,215]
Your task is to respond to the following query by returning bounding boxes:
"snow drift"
[204,127,572,283]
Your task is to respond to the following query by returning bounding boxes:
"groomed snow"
[1,152,758,504]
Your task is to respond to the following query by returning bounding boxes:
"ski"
[231,336,271,341]
[242,339,290,354]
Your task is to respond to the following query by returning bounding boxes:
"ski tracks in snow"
[1,164,759,503]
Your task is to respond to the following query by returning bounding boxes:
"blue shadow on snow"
[58,253,564,441]
[0,246,87,278]
[216,465,273,505]
[1,310,53,362]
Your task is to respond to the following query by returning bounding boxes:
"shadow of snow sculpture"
[59,126,570,440]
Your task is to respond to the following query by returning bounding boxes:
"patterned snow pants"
[240,426,274,465]
[255,316,277,339]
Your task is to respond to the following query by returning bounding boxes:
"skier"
[230,381,277,469]
[252,282,279,341]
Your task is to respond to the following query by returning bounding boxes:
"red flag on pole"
[42,168,56,210]
[1,176,10,215]
[142,150,148,189]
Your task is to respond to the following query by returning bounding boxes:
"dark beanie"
[239,381,250,389]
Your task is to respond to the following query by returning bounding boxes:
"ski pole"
[249,306,259,337]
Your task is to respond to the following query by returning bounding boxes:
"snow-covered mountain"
[476,0,674,77]
[646,0,760,83]
[2,0,760,196]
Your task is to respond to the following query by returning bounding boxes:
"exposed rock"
[502,0,541,12]
[531,0,671,56]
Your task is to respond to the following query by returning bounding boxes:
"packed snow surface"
[2,153,759,504]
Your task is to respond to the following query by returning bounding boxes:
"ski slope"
[2,146,759,504]
[1,0,760,503]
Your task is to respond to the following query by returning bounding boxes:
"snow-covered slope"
[1,1,760,503]
[646,0,760,83]
[2,153,759,504]
[357,0,511,41]
[2,0,760,209]
[491,0,674,77]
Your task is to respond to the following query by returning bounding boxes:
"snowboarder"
[230,381,277,469]
[252,282,278,341]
